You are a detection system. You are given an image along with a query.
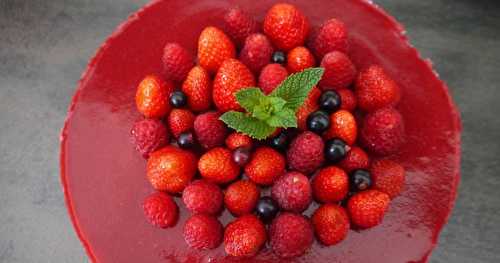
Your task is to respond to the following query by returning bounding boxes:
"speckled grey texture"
[0,0,499,262]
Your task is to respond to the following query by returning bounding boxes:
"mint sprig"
[220,67,324,140]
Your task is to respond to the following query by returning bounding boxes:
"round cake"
[60,0,461,262]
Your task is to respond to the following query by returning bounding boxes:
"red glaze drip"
[60,0,461,262]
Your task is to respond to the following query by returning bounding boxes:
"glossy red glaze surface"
[60,0,461,262]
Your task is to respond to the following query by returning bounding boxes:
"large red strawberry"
[312,166,349,203]
[198,147,240,185]
[296,86,321,130]
[213,58,256,112]
[355,65,401,112]
[225,132,253,150]
[198,27,236,73]
[347,189,390,229]
[224,215,267,257]
[239,33,274,74]
[258,63,288,94]
[161,42,194,82]
[167,109,195,138]
[223,7,259,47]
[323,110,357,145]
[371,159,405,199]
[319,51,357,90]
[287,46,315,73]
[263,3,309,51]
[135,75,174,118]
[181,66,211,112]
[244,146,285,186]
[338,146,370,173]
[309,18,349,59]
[146,146,197,193]
[312,204,349,246]
[224,180,260,216]
[337,88,357,112]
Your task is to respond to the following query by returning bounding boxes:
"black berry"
[269,132,289,151]
[319,90,341,112]
[233,147,251,166]
[324,138,348,163]
[307,111,330,133]
[169,91,187,108]
[177,132,195,148]
[272,51,286,64]
[350,169,372,192]
[255,196,280,223]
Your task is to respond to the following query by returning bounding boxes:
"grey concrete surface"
[0,0,499,262]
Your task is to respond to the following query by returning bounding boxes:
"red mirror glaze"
[60,0,461,262]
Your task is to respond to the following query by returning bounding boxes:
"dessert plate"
[60,0,461,262]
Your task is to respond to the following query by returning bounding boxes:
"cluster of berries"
[131,3,406,259]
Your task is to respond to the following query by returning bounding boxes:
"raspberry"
[224,180,260,216]
[142,192,178,228]
[182,180,223,215]
[287,131,324,174]
[183,214,223,250]
[194,111,228,149]
[239,33,274,74]
[337,88,357,112]
[347,189,390,229]
[371,159,405,199]
[223,7,259,46]
[244,146,286,186]
[271,172,312,212]
[130,119,168,158]
[311,204,349,246]
[312,166,349,203]
[319,51,357,90]
[360,107,405,155]
[355,65,401,112]
[258,63,288,94]
[270,213,313,258]
[161,42,194,82]
[198,147,240,185]
[224,215,267,257]
[309,18,349,59]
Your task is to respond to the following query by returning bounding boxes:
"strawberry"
[312,166,349,203]
[258,63,288,94]
[198,27,236,73]
[183,214,223,250]
[224,180,260,216]
[347,189,390,229]
[224,215,267,257]
[167,109,195,138]
[161,42,194,82]
[198,147,240,184]
[287,131,324,174]
[213,58,256,112]
[323,110,357,145]
[135,75,174,118]
[181,66,212,112]
[338,146,370,173]
[239,33,274,74]
[337,88,357,112]
[309,18,349,59]
[146,146,197,193]
[271,172,312,212]
[263,3,309,51]
[355,65,401,112]
[223,7,259,47]
[142,192,178,228]
[319,51,357,90]
[225,132,253,150]
[371,159,405,199]
[360,107,405,155]
[182,180,224,215]
[193,111,228,149]
[296,86,321,130]
[130,119,168,158]
[244,146,285,186]
[287,46,316,73]
[311,204,349,246]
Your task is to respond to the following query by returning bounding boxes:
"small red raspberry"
[319,51,357,90]
[360,107,405,155]
[161,42,194,82]
[269,212,313,258]
[371,159,405,199]
[239,33,274,74]
[309,18,349,59]
[130,119,168,158]
[183,214,223,250]
[258,63,288,94]
[182,180,223,215]
[142,192,178,228]
[271,172,312,212]
[339,146,370,173]
[194,111,228,149]
[287,131,325,174]
[337,88,357,112]
[223,7,259,47]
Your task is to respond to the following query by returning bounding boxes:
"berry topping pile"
[131,3,407,259]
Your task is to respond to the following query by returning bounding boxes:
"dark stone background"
[1,0,499,262]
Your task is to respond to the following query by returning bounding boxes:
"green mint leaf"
[235,88,267,113]
[219,111,275,140]
[268,96,287,112]
[266,108,297,128]
[270,67,325,111]
[252,104,272,121]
